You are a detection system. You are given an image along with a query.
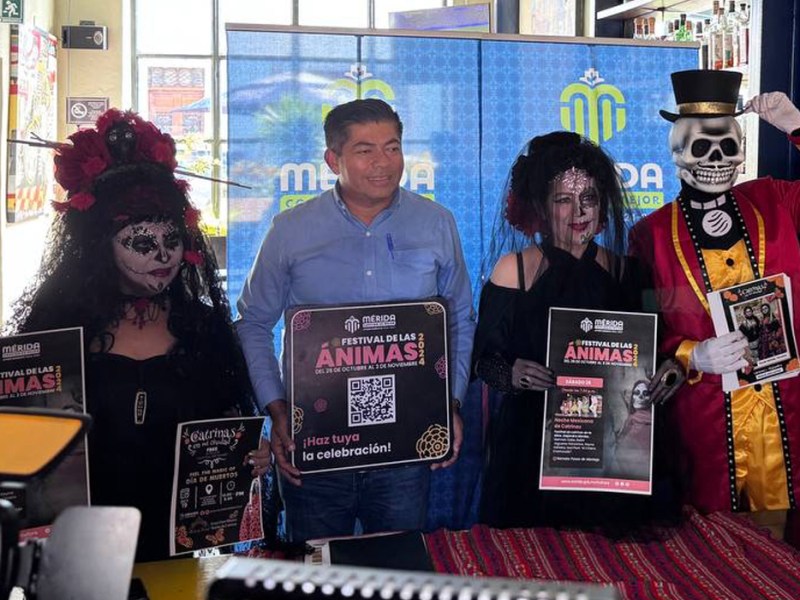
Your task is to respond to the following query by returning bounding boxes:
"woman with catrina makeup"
[472,131,683,530]
[4,110,270,561]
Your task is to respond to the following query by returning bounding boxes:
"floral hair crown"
[53,108,204,265]
[54,109,184,210]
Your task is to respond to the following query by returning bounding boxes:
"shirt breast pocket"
[389,248,438,296]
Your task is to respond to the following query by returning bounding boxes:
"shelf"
[598,0,711,21]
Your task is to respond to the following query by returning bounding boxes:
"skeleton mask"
[631,382,651,411]
[669,116,744,194]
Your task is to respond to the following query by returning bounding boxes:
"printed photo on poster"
[548,377,606,471]
[709,274,800,392]
[541,308,658,495]
[0,327,88,539]
[170,416,265,556]
[286,299,451,474]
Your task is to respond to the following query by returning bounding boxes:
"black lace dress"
[86,352,237,562]
[474,242,673,529]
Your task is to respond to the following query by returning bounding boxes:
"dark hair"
[324,98,403,154]
[5,164,257,416]
[478,131,636,289]
[505,131,626,239]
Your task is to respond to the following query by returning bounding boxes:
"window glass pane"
[374,0,445,29]
[135,0,212,54]
[220,0,292,55]
[137,58,213,138]
[299,0,369,28]
[136,57,216,221]
[217,140,230,234]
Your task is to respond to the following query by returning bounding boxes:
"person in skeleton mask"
[472,131,682,529]
[630,70,800,513]
[3,109,271,561]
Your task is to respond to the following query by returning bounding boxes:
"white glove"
[744,92,800,135]
[689,331,750,374]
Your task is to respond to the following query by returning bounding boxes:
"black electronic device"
[61,25,108,49]
[207,557,620,600]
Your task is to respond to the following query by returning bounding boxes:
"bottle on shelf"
[726,1,740,67]
[697,21,709,70]
[709,1,724,70]
[737,2,750,65]
[675,13,692,42]
[721,2,736,68]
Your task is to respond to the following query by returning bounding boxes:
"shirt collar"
[332,182,401,224]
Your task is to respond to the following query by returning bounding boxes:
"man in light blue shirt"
[237,98,475,541]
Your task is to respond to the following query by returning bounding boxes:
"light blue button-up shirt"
[236,186,476,411]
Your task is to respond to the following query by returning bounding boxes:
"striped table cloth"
[425,507,800,600]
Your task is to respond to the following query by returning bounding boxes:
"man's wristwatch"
[452,398,462,412]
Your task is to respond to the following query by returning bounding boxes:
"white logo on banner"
[344,316,360,333]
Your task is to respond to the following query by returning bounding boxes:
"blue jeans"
[280,465,430,542]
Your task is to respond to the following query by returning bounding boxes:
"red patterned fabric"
[425,507,800,600]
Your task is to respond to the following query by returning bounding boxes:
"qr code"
[348,375,396,427]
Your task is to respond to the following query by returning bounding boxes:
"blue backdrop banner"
[226,29,696,529]
[227,30,695,306]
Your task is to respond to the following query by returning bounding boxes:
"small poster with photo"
[708,273,800,392]
[541,308,658,495]
[285,299,451,474]
[170,416,265,556]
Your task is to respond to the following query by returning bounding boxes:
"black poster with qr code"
[285,299,451,473]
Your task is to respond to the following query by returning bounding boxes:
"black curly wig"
[479,130,637,286]
[5,162,256,416]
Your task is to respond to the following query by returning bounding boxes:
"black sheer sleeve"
[471,281,520,393]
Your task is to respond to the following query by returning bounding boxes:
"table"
[133,508,800,600]
[426,507,800,600]
[132,555,228,600]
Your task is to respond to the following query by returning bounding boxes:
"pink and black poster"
[541,308,657,495]
[286,299,452,473]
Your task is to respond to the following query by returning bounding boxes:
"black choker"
[121,293,168,329]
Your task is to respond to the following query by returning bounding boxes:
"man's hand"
[247,436,272,477]
[744,92,800,135]
[512,358,554,391]
[431,407,463,470]
[689,331,750,374]
[648,358,685,405]
[267,399,302,485]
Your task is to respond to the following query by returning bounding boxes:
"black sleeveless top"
[473,243,673,529]
[86,353,235,561]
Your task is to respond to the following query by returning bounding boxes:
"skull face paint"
[670,116,745,194]
[113,220,184,296]
[547,168,600,254]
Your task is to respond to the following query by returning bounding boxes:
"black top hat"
[660,69,744,122]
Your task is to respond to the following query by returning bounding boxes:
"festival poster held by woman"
[3,110,272,561]
[472,131,684,530]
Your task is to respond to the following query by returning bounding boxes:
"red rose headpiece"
[53,109,183,210]
[52,108,203,265]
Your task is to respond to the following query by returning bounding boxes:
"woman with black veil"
[472,131,682,530]
[4,109,274,561]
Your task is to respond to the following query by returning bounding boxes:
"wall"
[0,0,123,323]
